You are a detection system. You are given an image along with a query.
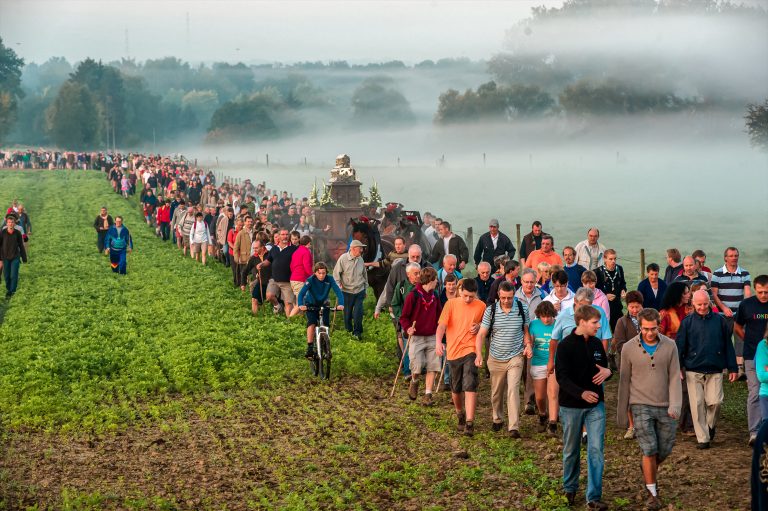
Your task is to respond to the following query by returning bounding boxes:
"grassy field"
[0,170,753,510]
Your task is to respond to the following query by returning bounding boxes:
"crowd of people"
[3,150,768,510]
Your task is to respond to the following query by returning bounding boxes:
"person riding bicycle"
[298,262,345,358]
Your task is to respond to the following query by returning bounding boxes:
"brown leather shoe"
[408,379,418,401]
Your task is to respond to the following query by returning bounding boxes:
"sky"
[0,0,566,65]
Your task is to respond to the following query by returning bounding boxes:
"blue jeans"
[402,334,411,377]
[343,290,366,338]
[2,257,21,295]
[560,402,606,503]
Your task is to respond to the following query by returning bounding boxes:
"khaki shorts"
[190,242,208,256]
[267,280,296,304]
[290,280,305,297]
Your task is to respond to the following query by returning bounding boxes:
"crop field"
[0,170,753,510]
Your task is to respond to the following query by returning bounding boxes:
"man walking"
[429,221,469,270]
[436,278,486,436]
[334,239,369,340]
[519,221,547,269]
[574,228,606,271]
[556,305,612,510]
[258,228,297,316]
[476,281,531,437]
[676,290,738,449]
[617,308,682,510]
[0,214,28,297]
[711,246,752,380]
[104,216,133,275]
[93,207,114,253]
[735,274,768,446]
[473,218,515,267]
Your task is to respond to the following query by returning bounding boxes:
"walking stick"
[389,322,415,398]
[435,353,447,394]
[330,307,338,335]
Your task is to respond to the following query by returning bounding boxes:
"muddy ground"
[0,377,751,511]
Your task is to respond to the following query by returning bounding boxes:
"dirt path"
[0,377,751,510]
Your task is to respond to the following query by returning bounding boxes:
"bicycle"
[305,303,340,380]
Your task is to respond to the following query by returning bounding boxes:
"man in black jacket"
[429,221,469,270]
[0,214,28,298]
[556,305,612,510]
[473,218,515,267]
[519,221,548,268]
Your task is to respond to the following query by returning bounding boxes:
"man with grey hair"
[676,289,738,449]
[516,267,548,414]
[437,253,463,293]
[390,262,423,379]
[475,261,494,303]
[574,228,606,271]
[474,218,516,267]
[546,287,612,437]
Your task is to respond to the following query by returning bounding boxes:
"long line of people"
[90,154,767,511]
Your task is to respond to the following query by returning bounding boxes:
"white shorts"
[530,365,548,380]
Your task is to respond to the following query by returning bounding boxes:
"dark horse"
[349,209,432,300]
[349,216,392,300]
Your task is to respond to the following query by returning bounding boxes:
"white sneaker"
[624,427,636,439]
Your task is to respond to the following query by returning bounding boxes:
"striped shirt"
[481,300,529,360]
[711,265,751,311]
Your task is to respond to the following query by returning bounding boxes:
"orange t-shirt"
[439,297,487,361]
[526,250,563,271]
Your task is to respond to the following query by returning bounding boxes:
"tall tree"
[46,81,100,149]
[745,100,768,150]
[0,37,25,144]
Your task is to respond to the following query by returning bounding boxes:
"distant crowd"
[3,149,767,510]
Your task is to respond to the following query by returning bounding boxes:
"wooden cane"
[389,322,415,398]
[435,351,447,394]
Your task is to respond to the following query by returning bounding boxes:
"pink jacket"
[290,245,313,282]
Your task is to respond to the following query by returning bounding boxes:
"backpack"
[488,297,526,334]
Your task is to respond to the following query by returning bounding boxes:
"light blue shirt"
[551,305,612,342]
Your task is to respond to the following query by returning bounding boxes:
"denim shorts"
[631,404,678,461]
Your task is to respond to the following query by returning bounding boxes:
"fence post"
[516,224,521,255]
[266,153,269,168]
[640,248,646,279]
[466,227,474,262]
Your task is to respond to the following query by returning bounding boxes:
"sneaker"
[750,434,758,447]
[709,426,716,442]
[457,411,466,432]
[492,421,504,432]
[581,432,588,446]
[586,500,608,510]
[408,379,419,401]
[422,393,434,406]
[304,344,315,359]
[273,303,284,315]
[524,403,536,415]
[738,367,747,381]
[547,421,559,437]
[623,427,636,439]
[696,441,710,450]
[645,492,662,511]
[537,414,548,433]
[564,492,576,506]
[464,421,474,437]
[508,429,521,439]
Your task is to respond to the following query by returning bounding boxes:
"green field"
[0,170,752,511]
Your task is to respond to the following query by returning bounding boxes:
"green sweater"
[391,280,415,320]
[617,334,683,429]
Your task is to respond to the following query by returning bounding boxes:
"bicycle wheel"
[319,333,332,380]
[309,341,320,377]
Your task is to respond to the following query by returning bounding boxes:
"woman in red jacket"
[288,236,314,317]
[156,200,171,241]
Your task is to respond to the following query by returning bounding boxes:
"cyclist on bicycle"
[298,262,345,358]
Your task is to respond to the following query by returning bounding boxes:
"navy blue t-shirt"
[736,296,768,360]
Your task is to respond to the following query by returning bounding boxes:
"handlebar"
[304,305,342,312]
